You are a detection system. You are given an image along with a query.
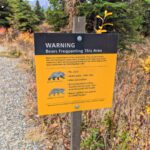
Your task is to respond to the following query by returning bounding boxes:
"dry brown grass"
[1,30,149,149]
[25,38,149,149]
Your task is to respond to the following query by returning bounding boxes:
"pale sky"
[29,0,49,9]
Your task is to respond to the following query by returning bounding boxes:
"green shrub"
[141,0,150,36]
[46,0,68,31]
[81,128,105,150]
[34,0,45,24]
[8,0,39,32]
[0,0,11,27]
[47,10,68,31]
[77,0,144,50]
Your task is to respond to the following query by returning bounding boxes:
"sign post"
[71,111,82,150]
[34,20,118,150]
[71,16,86,150]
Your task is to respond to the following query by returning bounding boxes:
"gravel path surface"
[0,46,37,150]
[0,45,6,52]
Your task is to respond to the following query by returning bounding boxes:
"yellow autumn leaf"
[96,29,102,34]
[104,10,108,15]
[102,23,114,27]
[96,29,107,34]
[98,26,103,29]
[100,29,107,33]
[146,106,150,114]
[145,56,150,65]
[144,66,150,72]
[104,10,113,18]
[140,56,150,73]
[96,15,102,19]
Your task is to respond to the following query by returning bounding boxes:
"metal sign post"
[71,16,86,150]
[71,111,82,150]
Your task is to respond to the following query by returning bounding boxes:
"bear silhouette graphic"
[48,72,65,80]
[49,88,65,96]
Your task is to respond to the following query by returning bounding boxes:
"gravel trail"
[0,45,6,52]
[0,47,36,150]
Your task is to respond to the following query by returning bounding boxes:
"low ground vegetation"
[0,0,150,149]
[1,29,149,149]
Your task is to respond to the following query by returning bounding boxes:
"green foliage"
[141,0,150,36]
[0,49,21,58]
[117,130,131,150]
[144,0,150,3]
[102,111,114,134]
[81,128,105,150]
[34,0,45,24]
[46,0,68,31]
[101,111,131,149]
[77,0,145,49]
[0,0,11,27]
[81,111,132,149]
[8,0,39,32]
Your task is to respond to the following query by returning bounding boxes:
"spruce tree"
[142,0,150,36]
[0,0,10,27]
[46,0,68,31]
[34,0,45,24]
[9,0,39,32]
[77,0,144,49]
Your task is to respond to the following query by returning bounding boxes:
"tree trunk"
[62,0,80,32]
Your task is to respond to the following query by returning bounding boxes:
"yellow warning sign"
[34,33,118,115]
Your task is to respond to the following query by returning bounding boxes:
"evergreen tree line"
[43,0,150,49]
[0,0,45,32]
[78,0,150,49]
[0,0,67,32]
[0,0,68,32]
[0,0,150,48]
